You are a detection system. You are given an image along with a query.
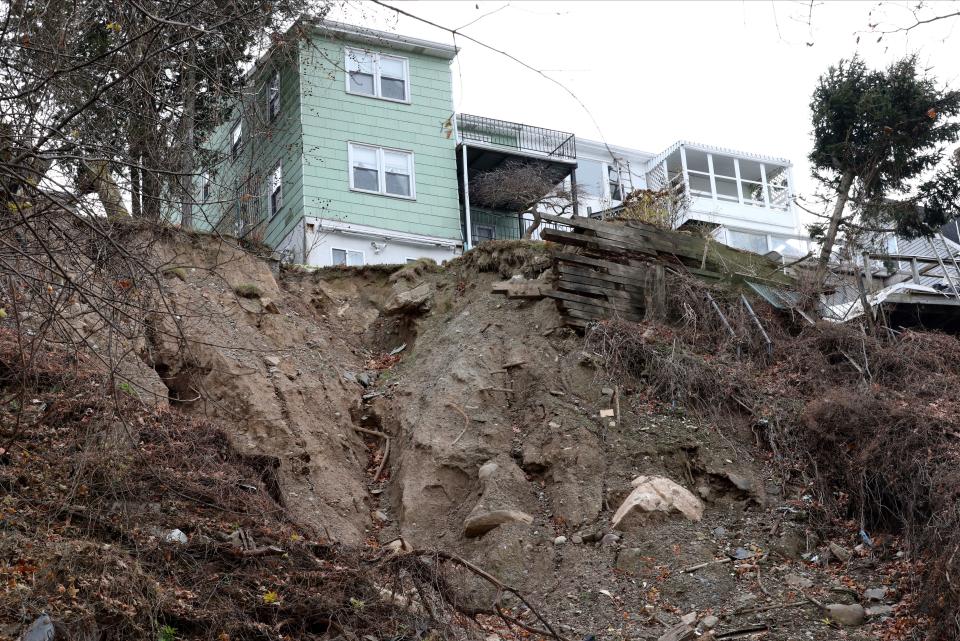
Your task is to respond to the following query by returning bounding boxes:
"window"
[348,143,415,198]
[474,225,496,243]
[332,248,364,266]
[577,159,604,198]
[235,177,261,236]
[231,121,242,159]
[268,162,282,217]
[608,165,623,201]
[727,229,768,254]
[201,173,212,202]
[267,71,280,121]
[345,48,409,102]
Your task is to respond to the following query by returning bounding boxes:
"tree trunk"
[140,127,161,221]
[180,41,196,230]
[81,159,129,218]
[815,170,855,282]
[522,211,542,240]
[130,155,141,219]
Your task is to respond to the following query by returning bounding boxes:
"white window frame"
[268,162,282,218]
[230,120,242,159]
[331,247,365,266]
[267,70,280,121]
[344,47,411,104]
[347,142,416,200]
[200,172,212,202]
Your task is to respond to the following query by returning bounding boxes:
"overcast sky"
[329,0,960,224]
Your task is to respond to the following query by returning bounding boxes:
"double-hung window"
[332,248,364,266]
[269,162,282,217]
[348,143,414,198]
[608,165,623,201]
[230,121,242,159]
[345,48,409,102]
[267,71,280,121]
[201,172,212,202]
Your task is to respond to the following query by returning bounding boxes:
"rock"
[385,282,433,314]
[356,372,372,387]
[19,614,56,641]
[164,528,188,544]
[866,604,895,618]
[731,547,754,560]
[463,509,534,538]
[384,538,414,555]
[864,587,888,602]
[601,387,614,396]
[785,573,814,589]
[680,612,697,625]
[826,603,866,626]
[263,355,281,367]
[260,297,280,314]
[600,533,620,546]
[554,536,567,545]
[771,529,807,559]
[372,510,389,523]
[478,461,499,481]
[571,535,583,544]
[697,485,711,500]
[700,615,719,630]
[711,526,727,538]
[611,476,704,529]
[829,542,852,563]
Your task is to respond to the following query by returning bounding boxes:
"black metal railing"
[467,208,572,244]
[457,113,576,160]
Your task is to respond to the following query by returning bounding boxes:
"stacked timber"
[538,213,793,330]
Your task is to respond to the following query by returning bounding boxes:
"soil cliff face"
[79,236,912,640]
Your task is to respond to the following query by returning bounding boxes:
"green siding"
[298,36,461,241]
[196,28,462,253]
[194,50,304,249]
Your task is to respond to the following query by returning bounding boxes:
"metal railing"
[468,208,572,243]
[457,113,576,160]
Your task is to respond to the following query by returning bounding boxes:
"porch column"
[679,146,690,197]
[570,169,579,217]
[461,144,473,250]
[759,163,771,208]
[733,158,744,204]
[707,153,718,204]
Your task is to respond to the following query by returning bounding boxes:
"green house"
[194,20,463,266]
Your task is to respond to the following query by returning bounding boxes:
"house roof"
[305,19,459,60]
[644,140,792,173]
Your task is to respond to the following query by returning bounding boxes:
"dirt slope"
[3,233,924,641]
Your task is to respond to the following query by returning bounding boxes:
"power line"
[368,0,618,161]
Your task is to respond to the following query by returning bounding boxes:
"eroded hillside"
[0,230,944,641]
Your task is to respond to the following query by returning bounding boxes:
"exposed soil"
[0,234,938,641]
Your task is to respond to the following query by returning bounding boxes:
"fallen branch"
[413,549,567,641]
[682,557,733,573]
[715,625,770,639]
[447,402,470,446]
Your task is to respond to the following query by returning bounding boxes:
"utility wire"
[368,0,619,161]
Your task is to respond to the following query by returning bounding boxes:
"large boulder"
[612,476,704,529]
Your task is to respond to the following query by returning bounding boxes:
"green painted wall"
[193,49,304,247]
[297,32,462,241]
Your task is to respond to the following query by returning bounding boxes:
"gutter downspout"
[461,142,472,250]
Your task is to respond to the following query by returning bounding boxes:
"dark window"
[474,225,495,243]
[267,71,280,121]
[231,121,242,159]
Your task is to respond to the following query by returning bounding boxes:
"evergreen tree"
[809,55,960,276]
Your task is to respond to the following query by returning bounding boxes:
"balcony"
[457,113,576,160]
[645,141,796,236]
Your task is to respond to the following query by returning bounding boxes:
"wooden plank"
[541,228,656,256]
[559,302,644,323]
[546,289,644,315]
[556,270,649,295]
[556,278,645,302]
[491,280,546,298]
[557,263,654,290]
[554,251,660,280]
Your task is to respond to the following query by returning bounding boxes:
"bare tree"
[469,161,580,239]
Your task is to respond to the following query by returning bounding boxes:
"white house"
[572,138,811,259]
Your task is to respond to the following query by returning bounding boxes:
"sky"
[328,0,960,225]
